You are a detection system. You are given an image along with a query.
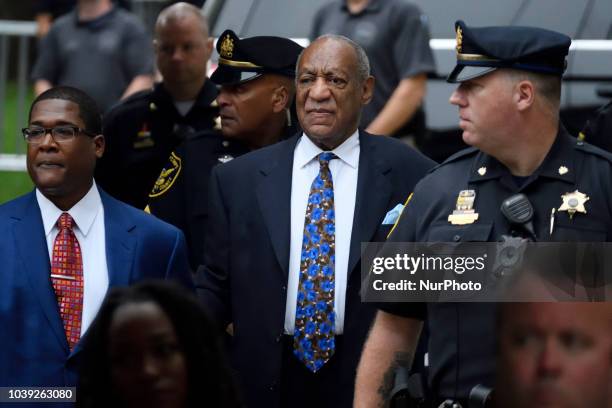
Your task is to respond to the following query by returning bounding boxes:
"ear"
[271,85,290,113]
[93,134,105,159]
[205,38,214,61]
[515,80,535,112]
[361,76,375,105]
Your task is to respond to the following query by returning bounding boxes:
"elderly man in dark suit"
[0,86,192,395]
[197,35,435,408]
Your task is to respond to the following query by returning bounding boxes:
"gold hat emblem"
[220,34,234,59]
[558,166,569,175]
[456,26,463,54]
[558,190,589,219]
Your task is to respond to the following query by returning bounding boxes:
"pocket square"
[382,203,405,225]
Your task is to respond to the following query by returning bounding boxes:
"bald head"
[153,2,213,100]
[155,2,209,39]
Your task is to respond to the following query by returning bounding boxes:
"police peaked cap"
[447,20,571,83]
[211,29,304,86]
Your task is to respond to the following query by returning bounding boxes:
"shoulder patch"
[149,152,182,198]
[427,147,478,174]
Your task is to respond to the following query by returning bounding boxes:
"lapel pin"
[477,167,487,176]
[558,166,568,175]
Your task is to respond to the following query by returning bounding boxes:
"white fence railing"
[1,17,612,171]
[0,20,36,171]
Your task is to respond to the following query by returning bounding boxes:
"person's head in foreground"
[496,302,612,408]
[77,281,239,408]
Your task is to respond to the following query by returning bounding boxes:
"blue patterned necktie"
[294,152,336,372]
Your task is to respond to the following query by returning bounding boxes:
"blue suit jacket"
[0,189,193,390]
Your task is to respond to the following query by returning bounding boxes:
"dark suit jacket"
[0,189,193,393]
[197,131,435,407]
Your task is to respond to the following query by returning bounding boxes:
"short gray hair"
[504,69,562,112]
[296,34,371,84]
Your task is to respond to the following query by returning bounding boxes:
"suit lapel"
[101,191,136,286]
[255,138,297,278]
[348,132,393,276]
[13,192,68,351]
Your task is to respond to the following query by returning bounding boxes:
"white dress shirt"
[284,131,359,335]
[36,182,109,337]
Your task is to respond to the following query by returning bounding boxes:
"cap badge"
[558,166,569,175]
[558,190,589,219]
[456,26,463,54]
[220,34,234,58]
[448,189,479,225]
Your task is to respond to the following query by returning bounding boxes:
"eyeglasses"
[22,126,96,144]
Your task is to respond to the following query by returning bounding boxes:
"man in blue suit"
[0,86,192,394]
[197,35,435,408]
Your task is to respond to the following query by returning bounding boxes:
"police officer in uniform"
[211,29,303,148]
[354,21,612,408]
[95,2,226,210]
[145,29,302,269]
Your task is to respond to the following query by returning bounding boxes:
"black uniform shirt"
[95,80,219,209]
[380,126,612,399]
[147,130,248,269]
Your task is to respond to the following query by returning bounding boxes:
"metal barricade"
[0,20,35,171]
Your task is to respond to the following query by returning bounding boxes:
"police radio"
[493,194,536,280]
[500,193,536,241]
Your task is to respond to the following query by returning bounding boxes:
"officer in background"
[95,2,224,210]
[354,21,612,407]
[151,30,302,269]
[102,25,302,269]
[211,29,303,147]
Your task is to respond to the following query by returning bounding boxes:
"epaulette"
[575,139,612,163]
[426,146,479,174]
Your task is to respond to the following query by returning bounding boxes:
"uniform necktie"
[50,212,84,350]
[294,152,336,372]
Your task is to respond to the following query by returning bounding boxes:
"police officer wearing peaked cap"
[211,29,304,149]
[151,29,302,269]
[355,20,612,407]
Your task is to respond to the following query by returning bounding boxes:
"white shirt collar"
[36,182,103,237]
[296,130,360,169]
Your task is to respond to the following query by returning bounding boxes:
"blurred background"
[1,0,611,203]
